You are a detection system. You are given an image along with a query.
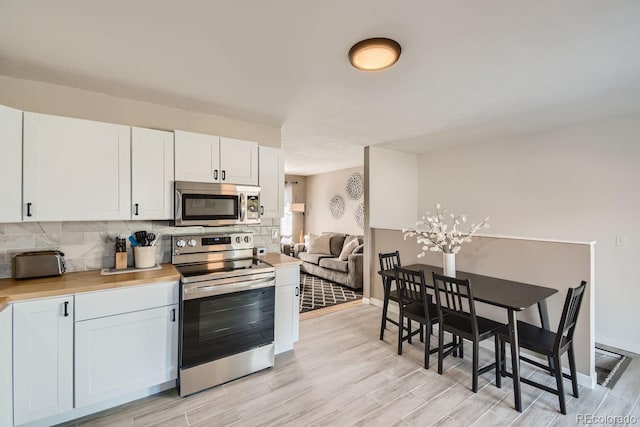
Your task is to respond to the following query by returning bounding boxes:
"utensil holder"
[133,246,156,269]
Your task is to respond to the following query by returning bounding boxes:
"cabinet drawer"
[75,281,179,321]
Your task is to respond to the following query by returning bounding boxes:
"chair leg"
[472,340,479,393]
[495,336,501,388]
[420,324,424,343]
[408,319,412,344]
[553,355,567,415]
[500,339,506,375]
[379,294,389,340]
[397,312,404,356]
[567,344,579,398]
[424,322,430,369]
[459,337,464,359]
[438,325,445,375]
[452,335,458,357]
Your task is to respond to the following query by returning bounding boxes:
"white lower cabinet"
[0,306,13,427]
[75,304,179,407]
[274,265,300,354]
[13,296,74,426]
[10,281,179,426]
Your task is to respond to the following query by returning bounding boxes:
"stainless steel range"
[172,232,275,397]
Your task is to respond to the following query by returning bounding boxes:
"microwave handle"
[175,192,183,222]
[240,193,246,222]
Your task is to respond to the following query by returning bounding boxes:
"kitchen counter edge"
[257,253,303,267]
[0,263,180,311]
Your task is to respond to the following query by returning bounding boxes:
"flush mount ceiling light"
[348,37,401,71]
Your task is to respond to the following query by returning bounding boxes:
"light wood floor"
[68,304,640,426]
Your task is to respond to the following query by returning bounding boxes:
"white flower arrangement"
[403,204,490,255]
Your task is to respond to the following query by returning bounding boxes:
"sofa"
[294,233,364,289]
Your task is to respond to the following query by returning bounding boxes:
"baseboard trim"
[20,381,176,427]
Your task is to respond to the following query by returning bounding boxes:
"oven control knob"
[244,236,251,243]
[235,236,242,243]
[187,239,197,247]
[176,239,186,248]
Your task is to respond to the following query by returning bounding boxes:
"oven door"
[180,277,275,370]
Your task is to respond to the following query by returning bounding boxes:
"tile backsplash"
[0,219,281,279]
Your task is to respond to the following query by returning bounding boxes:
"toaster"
[14,250,66,279]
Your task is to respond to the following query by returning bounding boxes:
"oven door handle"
[183,277,275,299]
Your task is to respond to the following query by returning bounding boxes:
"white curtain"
[280,182,293,242]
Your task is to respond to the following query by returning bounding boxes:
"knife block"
[115,252,128,270]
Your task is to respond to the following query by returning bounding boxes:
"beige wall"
[416,113,640,353]
[0,75,281,147]
[370,228,595,381]
[368,146,418,229]
[305,166,364,236]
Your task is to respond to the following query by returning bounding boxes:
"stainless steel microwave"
[175,181,261,227]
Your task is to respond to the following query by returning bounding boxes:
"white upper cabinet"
[23,112,131,221]
[258,146,284,219]
[0,104,22,223]
[174,130,220,183]
[131,127,174,219]
[175,130,258,185]
[220,137,258,185]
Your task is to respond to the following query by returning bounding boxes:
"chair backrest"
[379,251,401,271]
[432,272,479,336]
[394,267,432,318]
[555,281,587,348]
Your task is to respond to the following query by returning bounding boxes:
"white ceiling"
[1,1,639,175]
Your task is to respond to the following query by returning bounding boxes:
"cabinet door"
[174,130,220,182]
[75,304,179,408]
[131,127,174,219]
[0,104,22,223]
[23,112,131,221]
[258,146,284,219]
[13,296,74,425]
[275,266,300,354]
[220,137,258,185]
[0,306,12,427]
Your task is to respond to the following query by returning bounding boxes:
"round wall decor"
[345,172,364,200]
[329,195,345,219]
[355,203,365,229]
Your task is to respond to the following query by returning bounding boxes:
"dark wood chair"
[432,272,504,392]
[394,267,439,369]
[378,251,402,340]
[496,281,587,415]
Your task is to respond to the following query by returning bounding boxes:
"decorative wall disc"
[345,172,364,200]
[355,203,365,229]
[329,195,345,219]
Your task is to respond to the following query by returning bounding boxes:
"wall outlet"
[616,234,627,247]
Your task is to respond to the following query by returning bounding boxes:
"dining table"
[378,263,558,412]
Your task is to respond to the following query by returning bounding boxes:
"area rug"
[595,347,632,388]
[299,273,363,313]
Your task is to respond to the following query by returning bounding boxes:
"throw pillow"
[306,233,331,254]
[352,243,364,254]
[338,238,359,261]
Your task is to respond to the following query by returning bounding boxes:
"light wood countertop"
[0,264,180,311]
[257,253,302,268]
